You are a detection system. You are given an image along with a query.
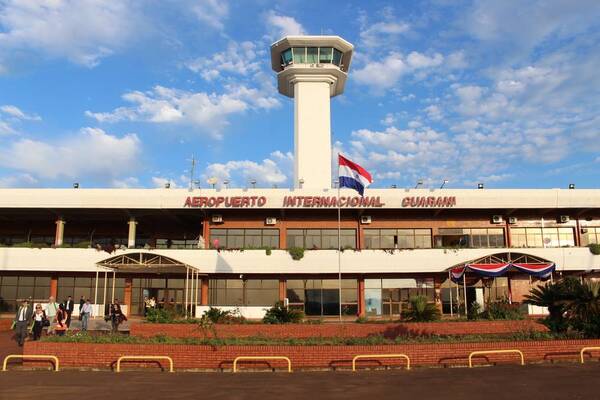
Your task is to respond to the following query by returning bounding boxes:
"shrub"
[480,299,525,320]
[589,243,600,255]
[401,295,441,322]
[263,301,304,324]
[468,302,482,320]
[265,247,272,256]
[288,247,305,260]
[201,307,245,324]
[145,308,181,323]
[355,316,369,324]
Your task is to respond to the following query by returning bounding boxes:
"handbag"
[42,319,50,327]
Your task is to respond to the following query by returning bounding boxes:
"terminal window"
[510,227,575,248]
[435,228,505,248]
[209,229,279,249]
[286,229,356,249]
[580,227,600,246]
[364,229,432,249]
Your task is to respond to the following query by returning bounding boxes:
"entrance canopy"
[449,253,555,282]
[97,252,204,275]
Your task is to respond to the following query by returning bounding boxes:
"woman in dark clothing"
[55,303,67,336]
[31,304,47,340]
[109,299,127,333]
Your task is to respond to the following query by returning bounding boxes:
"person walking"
[13,299,33,346]
[45,296,58,334]
[64,296,74,327]
[109,299,127,333]
[78,295,85,320]
[80,299,93,331]
[31,304,48,341]
[54,303,68,336]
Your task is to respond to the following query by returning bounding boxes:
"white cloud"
[0,127,141,183]
[464,0,600,59]
[86,85,280,137]
[359,21,410,49]
[424,105,443,121]
[265,11,305,40]
[0,120,17,135]
[191,0,229,31]
[0,173,38,188]
[203,150,293,187]
[0,0,140,69]
[0,105,41,120]
[111,176,140,188]
[354,51,446,93]
[186,41,261,81]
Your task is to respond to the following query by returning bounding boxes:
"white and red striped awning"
[451,262,555,282]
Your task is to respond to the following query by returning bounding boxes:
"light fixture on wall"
[477,183,484,189]
[440,179,448,189]
[73,183,79,189]
[414,180,423,189]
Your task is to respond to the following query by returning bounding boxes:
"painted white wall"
[195,305,269,319]
[0,247,598,274]
[294,80,332,189]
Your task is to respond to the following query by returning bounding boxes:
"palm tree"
[524,280,572,332]
[402,295,441,322]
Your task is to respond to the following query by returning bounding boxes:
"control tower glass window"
[319,47,333,63]
[292,47,306,63]
[332,49,343,66]
[307,47,318,63]
[281,48,293,66]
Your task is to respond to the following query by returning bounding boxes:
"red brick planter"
[23,339,600,371]
[130,320,547,339]
[0,319,12,331]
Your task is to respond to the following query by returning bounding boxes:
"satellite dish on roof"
[207,177,218,188]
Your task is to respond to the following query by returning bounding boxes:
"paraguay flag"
[338,154,373,196]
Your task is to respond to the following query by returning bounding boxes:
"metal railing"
[468,350,524,368]
[580,347,600,364]
[2,355,60,372]
[115,356,174,373]
[232,356,292,373]
[352,354,411,371]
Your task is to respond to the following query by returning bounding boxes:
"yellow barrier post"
[2,355,60,372]
[580,347,600,364]
[115,356,174,373]
[352,354,411,371]
[232,356,292,373]
[468,350,524,368]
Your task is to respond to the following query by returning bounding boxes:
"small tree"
[263,301,304,324]
[401,295,441,322]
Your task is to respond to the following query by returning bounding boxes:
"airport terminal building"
[0,188,599,318]
[0,35,598,318]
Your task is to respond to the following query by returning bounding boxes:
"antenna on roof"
[188,154,196,191]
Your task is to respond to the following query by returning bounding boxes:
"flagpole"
[337,174,342,322]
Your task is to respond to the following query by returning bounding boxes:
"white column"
[127,218,137,248]
[54,219,66,246]
[294,79,332,189]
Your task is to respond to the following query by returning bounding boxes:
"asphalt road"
[1,363,598,400]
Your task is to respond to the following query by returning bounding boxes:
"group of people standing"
[13,295,125,346]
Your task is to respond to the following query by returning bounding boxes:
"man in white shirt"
[45,296,58,334]
[14,299,33,346]
[80,299,94,331]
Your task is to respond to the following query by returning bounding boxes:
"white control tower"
[271,36,354,189]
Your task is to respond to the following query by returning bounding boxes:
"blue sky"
[0,0,598,189]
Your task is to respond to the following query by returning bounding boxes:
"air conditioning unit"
[508,217,518,224]
[211,214,223,223]
[265,217,277,225]
[581,228,588,234]
[360,215,372,224]
[491,215,503,224]
[559,215,570,223]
